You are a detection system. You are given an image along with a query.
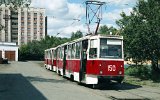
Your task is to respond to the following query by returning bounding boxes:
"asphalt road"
[0,61,160,100]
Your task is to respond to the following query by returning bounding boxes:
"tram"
[44,34,124,85]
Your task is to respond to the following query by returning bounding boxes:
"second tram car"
[44,34,124,85]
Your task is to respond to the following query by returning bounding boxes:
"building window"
[34,36,37,39]
[28,12,30,16]
[21,32,24,36]
[34,18,37,21]
[12,23,18,25]
[28,17,31,20]
[21,12,24,15]
[27,34,31,36]
[21,17,24,20]
[34,13,37,16]
[21,28,24,31]
[40,33,43,37]
[27,36,31,42]
[5,10,8,13]
[28,22,31,25]
[21,22,24,25]
[21,37,24,41]
[40,13,43,16]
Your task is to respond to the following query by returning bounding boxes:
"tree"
[116,0,160,80]
[19,35,71,61]
[98,25,117,35]
[71,30,83,40]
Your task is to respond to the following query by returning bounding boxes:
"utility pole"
[85,0,105,35]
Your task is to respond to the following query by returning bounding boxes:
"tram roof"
[45,34,123,50]
[70,34,123,43]
[45,48,51,51]
[50,47,56,50]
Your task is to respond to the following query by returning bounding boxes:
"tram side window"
[89,39,97,58]
[52,50,54,58]
[57,48,60,59]
[68,45,71,59]
[61,47,64,59]
[59,48,61,59]
[71,44,75,59]
[75,42,80,59]
[54,50,57,59]
[58,48,62,59]
[89,48,97,58]
[48,51,51,59]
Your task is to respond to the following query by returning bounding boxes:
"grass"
[124,75,160,87]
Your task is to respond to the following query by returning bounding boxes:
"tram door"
[63,45,67,76]
[80,40,88,81]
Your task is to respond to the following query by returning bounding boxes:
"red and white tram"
[45,34,124,85]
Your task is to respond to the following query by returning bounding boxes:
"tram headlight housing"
[119,71,122,75]
[100,71,103,74]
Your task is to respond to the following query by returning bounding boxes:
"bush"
[125,65,151,80]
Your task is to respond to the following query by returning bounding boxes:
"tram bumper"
[98,75,124,83]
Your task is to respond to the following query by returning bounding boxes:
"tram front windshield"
[100,38,122,59]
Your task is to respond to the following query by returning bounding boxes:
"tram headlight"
[100,71,103,74]
[119,71,122,75]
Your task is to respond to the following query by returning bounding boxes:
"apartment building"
[0,5,46,45]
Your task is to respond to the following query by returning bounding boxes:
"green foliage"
[125,65,151,80]
[19,35,70,61]
[98,25,118,35]
[116,0,160,80]
[19,41,44,61]
[71,30,83,40]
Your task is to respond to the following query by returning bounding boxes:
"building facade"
[0,42,19,61]
[0,5,46,45]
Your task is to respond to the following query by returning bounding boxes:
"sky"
[31,0,137,37]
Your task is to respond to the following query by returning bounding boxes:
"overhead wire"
[52,0,111,36]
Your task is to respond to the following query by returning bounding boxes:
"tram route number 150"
[108,65,116,71]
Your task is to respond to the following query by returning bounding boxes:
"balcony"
[3,14,10,20]
[12,30,18,33]
[12,25,18,28]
